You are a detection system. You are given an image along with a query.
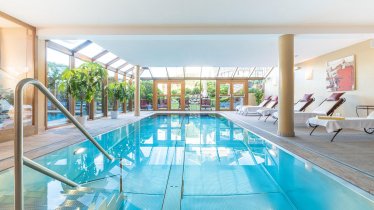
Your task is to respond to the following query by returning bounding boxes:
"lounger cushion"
[258,100,270,107]
[312,101,339,115]
[300,94,313,102]
[326,92,345,101]
[294,101,308,111]
[265,100,277,108]
[264,96,272,100]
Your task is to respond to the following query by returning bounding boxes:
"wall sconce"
[305,69,313,80]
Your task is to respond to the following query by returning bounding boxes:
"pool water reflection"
[0,114,372,209]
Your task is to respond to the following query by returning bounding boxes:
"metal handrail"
[14,78,114,210]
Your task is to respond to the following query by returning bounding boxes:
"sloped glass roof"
[50,40,87,50]
[111,59,127,68]
[167,67,184,78]
[185,67,201,77]
[48,40,273,81]
[77,43,104,58]
[96,52,117,64]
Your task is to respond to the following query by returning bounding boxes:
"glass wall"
[185,80,201,111]
[201,80,216,110]
[170,83,182,110]
[140,80,153,110]
[46,48,70,126]
[156,83,168,110]
[0,18,34,130]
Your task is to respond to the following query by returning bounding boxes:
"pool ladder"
[14,78,114,210]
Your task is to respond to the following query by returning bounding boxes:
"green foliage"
[59,62,107,116]
[126,82,135,101]
[107,82,127,111]
[220,85,229,95]
[47,62,68,93]
[140,80,153,102]
[206,81,216,97]
[249,88,264,105]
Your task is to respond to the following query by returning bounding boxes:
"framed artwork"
[326,55,355,92]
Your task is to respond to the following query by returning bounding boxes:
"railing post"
[14,78,113,210]
[14,78,26,210]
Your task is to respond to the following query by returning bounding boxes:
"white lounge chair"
[258,94,315,122]
[307,112,374,142]
[242,97,278,116]
[272,93,346,125]
[236,96,272,114]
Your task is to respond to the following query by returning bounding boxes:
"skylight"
[77,43,105,58]
[50,40,87,50]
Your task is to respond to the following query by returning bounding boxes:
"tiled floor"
[1,110,373,196]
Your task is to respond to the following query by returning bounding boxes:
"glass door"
[155,82,168,110]
[170,81,183,110]
[217,81,231,111]
[232,81,247,110]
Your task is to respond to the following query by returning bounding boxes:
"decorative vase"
[75,115,88,126]
[111,111,119,119]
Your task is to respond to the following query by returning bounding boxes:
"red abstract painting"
[326,55,355,92]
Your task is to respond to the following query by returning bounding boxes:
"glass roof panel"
[110,59,127,68]
[167,67,184,78]
[201,67,219,78]
[96,52,117,64]
[77,43,104,58]
[149,67,168,78]
[51,40,87,50]
[140,69,152,78]
[251,67,268,77]
[118,74,124,82]
[218,67,236,78]
[234,67,252,78]
[119,64,134,73]
[184,67,201,77]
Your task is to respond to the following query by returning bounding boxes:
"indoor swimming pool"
[0,114,373,209]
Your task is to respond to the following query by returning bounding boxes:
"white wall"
[265,40,374,117]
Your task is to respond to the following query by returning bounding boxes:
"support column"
[134,65,140,116]
[35,39,46,133]
[277,34,295,137]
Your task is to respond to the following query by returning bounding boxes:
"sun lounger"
[258,94,315,122]
[307,112,374,142]
[238,96,274,115]
[272,92,346,125]
[236,96,271,114]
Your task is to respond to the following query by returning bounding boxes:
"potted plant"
[107,81,126,119]
[125,82,135,111]
[249,88,264,105]
[59,62,106,126]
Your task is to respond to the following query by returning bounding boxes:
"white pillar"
[134,65,140,116]
[277,34,295,137]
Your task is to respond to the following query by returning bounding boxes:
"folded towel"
[316,116,345,120]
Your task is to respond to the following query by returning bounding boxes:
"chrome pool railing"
[14,78,114,210]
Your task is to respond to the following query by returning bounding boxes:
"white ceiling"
[92,35,371,66]
[1,0,374,66]
[2,0,374,27]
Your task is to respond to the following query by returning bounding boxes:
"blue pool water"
[0,114,373,209]
[47,112,66,121]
